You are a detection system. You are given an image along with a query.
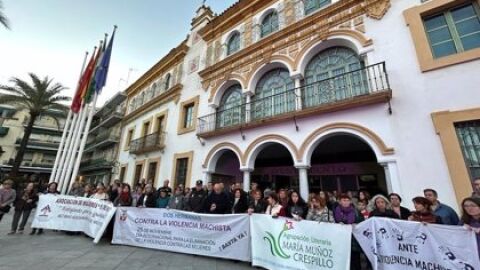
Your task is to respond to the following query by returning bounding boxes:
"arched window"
[216,84,244,128]
[304,0,331,15]
[163,73,171,91]
[227,32,241,56]
[261,11,279,37]
[304,46,367,108]
[252,68,295,120]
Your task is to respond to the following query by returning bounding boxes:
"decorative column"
[381,161,402,195]
[293,74,303,111]
[203,171,212,185]
[245,94,252,123]
[241,168,253,192]
[296,165,310,200]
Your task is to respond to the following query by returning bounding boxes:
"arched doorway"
[303,46,368,107]
[211,150,242,186]
[308,134,387,195]
[251,143,297,191]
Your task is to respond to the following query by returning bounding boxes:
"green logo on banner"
[264,220,294,259]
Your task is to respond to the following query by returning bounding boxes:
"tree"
[0,0,10,29]
[0,73,70,179]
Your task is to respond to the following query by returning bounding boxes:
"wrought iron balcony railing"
[129,131,166,155]
[197,62,391,136]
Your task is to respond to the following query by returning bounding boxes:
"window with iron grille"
[423,2,480,58]
[227,32,241,56]
[455,120,480,180]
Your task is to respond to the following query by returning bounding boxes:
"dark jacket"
[287,203,309,219]
[232,196,248,214]
[205,191,231,214]
[14,190,38,211]
[114,193,132,207]
[188,188,207,213]
[248,199,267,213]
[369,209,400,219]
[394,206,412,220]
[137,193,156,208]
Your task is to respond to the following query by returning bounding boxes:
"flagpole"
[69,91,98,191]
[55,112,79,187]
[49,51,88,184]
[60,102,89,194]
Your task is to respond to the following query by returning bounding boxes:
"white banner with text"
[31,194,116,243]
[250,214,352,270]
[112,207,251,261]
[353,218,480,270]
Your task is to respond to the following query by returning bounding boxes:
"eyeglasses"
[464,204,479,208]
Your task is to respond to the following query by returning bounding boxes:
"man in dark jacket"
[188,180,207,213]
[205,183,231,214]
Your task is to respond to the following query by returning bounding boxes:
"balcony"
[129,132,166,155]
[16,138,59,151]
[197,62,392,137]
[79,158,115,172]
[84,129,120,152]
[90,107,124,134]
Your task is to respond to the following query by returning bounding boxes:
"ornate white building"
[116,0,480,208]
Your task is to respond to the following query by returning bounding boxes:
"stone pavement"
[0,212,255,270]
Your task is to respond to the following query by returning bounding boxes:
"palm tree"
[0,0,10,29]
[0,73,70,178]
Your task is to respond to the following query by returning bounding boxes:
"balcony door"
[304,47,368,108]
[252,68,295,120]
[216,84,244,128]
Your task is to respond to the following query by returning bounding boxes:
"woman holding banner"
[461,197,480,258]
[30,182,59,235]
[265,193,286,217]
[368,194,400,219]
[114,184,132,206]
[408,197,442,224]
[90,183,109,201]
[286,190,308,220]
[306,195,334,222]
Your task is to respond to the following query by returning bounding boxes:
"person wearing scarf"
[408,196,442,224]
[114,184,132,206]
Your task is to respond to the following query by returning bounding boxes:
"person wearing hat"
[409,196,442,224]
[187,180,207,213]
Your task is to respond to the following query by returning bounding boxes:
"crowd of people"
[0,177,479,269]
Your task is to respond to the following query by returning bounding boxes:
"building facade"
[79,93,126,185]
[0,105,67,184]
[117,0,480,208]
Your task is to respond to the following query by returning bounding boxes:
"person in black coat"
[286,190,308,220]
[137,184,156,208]
[369,195,400,219]
[9,182,38,234]
[205,184,231,214]
[248,190,267,214]
[389,193,411,220]
[231,188,248,214]
[188,180,207,213]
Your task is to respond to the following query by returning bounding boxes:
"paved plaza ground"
[0,212,254,270]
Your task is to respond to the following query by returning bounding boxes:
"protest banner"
[250,214,352,270]
[31,194,116,243]
[353,217,480,270]
[112,207,251,261]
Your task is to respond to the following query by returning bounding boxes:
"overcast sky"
[0,0,237,106]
